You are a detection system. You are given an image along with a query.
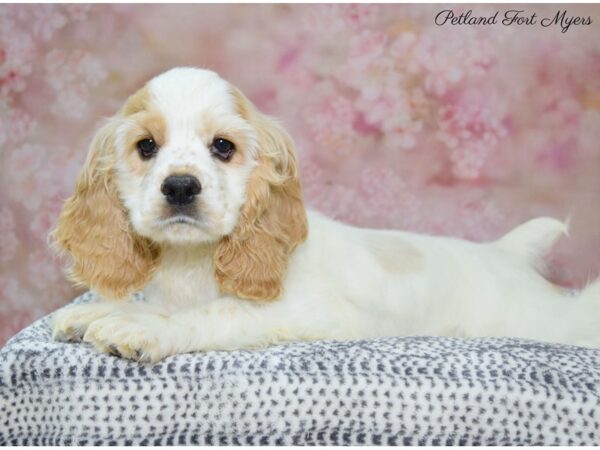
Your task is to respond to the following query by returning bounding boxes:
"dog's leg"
[52,300,128,343]
[464,276,600,349]
[82,296,341,362]
[568,279,600,348]
[52,298,167,345]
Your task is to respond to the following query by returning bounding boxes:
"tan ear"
[51,121,160,299]
[214,88,308,301]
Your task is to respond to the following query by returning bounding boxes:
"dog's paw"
[83,313,176,363]
[52,303,119,343]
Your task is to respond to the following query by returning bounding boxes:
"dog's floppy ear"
[214,87,308,301]
[51,120,160,299]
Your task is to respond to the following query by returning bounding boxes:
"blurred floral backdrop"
[1,4,599,345]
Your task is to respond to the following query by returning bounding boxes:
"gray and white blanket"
[1,292,599,445]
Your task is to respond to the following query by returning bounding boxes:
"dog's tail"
[495,217,569,271]
[497,217,600,348]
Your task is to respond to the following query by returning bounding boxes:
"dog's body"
[52,68,600,362]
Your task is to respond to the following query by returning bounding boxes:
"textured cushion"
[1,292,600,445]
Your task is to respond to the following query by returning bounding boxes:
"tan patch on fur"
[118,84,168,178]
[121,85,151,116]
[136,111,167,145]
[367,233,424,274]
[214,86,308,301]
[51,119,161,299]
[125,146,148,178]
[216,130,248,166]
[198,112,250,166]
[123,111,168,177]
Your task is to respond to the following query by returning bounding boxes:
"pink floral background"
[1,4,599,346]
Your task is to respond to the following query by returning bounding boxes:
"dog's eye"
[137,138,158,159]
[210,138,235,162]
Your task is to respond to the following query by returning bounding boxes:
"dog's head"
[53,67,307,301]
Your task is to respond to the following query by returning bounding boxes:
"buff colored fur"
[214,88,308,300]
[52,121,160,299]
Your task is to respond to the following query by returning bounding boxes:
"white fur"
[116,68,257,244]
[53,68,600,362]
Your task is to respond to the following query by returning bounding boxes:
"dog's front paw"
[52,303,119,343]
[83,313,177,363]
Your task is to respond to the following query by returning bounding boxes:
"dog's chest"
[143,246,220,310]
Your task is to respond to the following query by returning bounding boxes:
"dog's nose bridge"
[153,140,213,193]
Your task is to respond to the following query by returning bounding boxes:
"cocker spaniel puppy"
[51,67,600,362]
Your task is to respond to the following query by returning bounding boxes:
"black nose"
[161,175,201,206]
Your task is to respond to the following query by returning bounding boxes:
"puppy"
[51,67,600,362]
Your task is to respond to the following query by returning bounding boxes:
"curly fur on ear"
[51,121,161,299]
[214,88,308,301]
